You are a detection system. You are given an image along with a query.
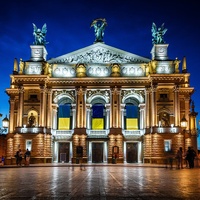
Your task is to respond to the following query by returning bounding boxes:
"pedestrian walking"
[24,149,31,166]
[1,156,5,166]
[186,146,196,168]
[176,147,183,169]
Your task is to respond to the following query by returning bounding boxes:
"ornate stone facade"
[4,29,198,165]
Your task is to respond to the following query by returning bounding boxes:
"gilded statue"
[19,58,24,74]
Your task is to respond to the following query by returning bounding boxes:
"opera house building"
[4,21,198,165]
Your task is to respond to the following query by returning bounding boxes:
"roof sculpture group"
[32,20,167,45]
[151,22,167,44]
[33,23,48,46]
[90,18,107,43]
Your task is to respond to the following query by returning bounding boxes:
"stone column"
[174,85,179,126]
[47,88,52,129]
[17,86,24,127]
[110,88,113,128]
[121,104,125,130]
[71,104,76,129]
[184,96,190,127]
[82,88,86,128]
[39,85,47,127]
[151,85,157,127]
[111,87,121,128]
[52,104,58,130]
[86,104,91,129]
[117,88,121,128]
[139,104,145,129]
[105,104,110,129]
[76,87,86,128]
[145,88,150,128]
[9,98,15,133]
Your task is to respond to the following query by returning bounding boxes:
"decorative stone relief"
[53,90,76,103]
[52,64,76,78]
[156,61,174,74]
[121,64,144,77]
[53,48,144,64]
[25,62,42,75]
[87,89,110,103]
[121,89,145,103]
[86,64,111,77]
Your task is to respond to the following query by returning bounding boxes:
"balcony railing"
[122,130,143,136]
[54,130,74,136]
[87,130,109,137]
[145,126,182,134]
[14,127,182,135]
[15,127,49,134]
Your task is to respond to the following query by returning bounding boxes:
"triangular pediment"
[48,42,150,64]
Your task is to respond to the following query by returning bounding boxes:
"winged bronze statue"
[33,23,48,46]
[151,22,167,44]
[90,18,107,42]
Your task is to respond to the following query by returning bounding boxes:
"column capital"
[173,85,179,92]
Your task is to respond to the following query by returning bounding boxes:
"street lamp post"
[0,114,9,134]
[181,115,188,152]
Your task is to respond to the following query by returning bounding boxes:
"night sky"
[0,0,200,147]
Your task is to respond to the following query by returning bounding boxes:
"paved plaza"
[0,164,200,199]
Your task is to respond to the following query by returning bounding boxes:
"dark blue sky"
[0,0,200,146]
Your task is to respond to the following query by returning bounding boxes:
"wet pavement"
[0,163,200,199]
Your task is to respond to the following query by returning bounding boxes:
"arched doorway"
[126,143,138,163]
[92,142,103,163]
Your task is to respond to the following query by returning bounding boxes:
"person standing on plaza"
[186,146,196,168]
[176,147,183,169]
[15,149,22,166]
[1,156,5,166]
[24,149,31,166]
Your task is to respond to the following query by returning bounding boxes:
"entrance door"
[126,143,138,163]
[92,143,103,163]
[59,143,69,163]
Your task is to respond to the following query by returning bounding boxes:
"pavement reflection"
[0,165,199,199]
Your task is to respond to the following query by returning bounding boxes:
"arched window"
[125,104,139,130]
[58,104,71,130]
[92,104,105,130]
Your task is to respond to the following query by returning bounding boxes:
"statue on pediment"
[91,18,107,42]
[151,22,167,44]
[33,23,48,46]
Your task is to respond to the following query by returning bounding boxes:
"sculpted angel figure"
[33,23,48,46]
[151,22,167,44]
[91,18,107,42]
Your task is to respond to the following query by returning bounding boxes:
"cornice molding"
[6,89,19,95]
[47,77,150,86]
[149,74,184,82]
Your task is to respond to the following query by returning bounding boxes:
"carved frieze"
[52,48,146,64]
[25,62,43,75]
[121,64,145,77]
[52,64,76,78]
[87,64,111,77]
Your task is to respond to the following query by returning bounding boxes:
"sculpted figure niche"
[28,113,36,127]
